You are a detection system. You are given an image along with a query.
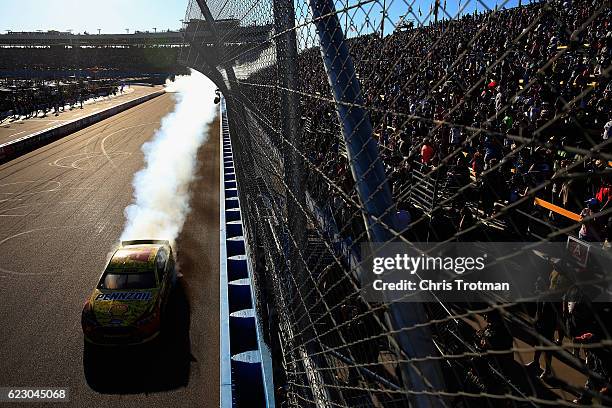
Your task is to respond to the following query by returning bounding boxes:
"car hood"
[89,288,159,327]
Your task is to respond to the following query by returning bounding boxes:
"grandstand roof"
[0,19,272,48]
[0,30,185,47]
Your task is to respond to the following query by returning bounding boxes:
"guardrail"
[0,90,165,164]
[219,97,275,407]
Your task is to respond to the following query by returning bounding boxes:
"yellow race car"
[81,240,177,346]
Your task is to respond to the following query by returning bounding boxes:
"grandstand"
[184,0,611,406]
[0,31,185,78]
[0,19,272,79]
[0,30,184,47]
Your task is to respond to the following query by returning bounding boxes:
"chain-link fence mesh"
[181,0,611,406]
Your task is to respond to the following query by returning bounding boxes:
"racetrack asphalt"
[0,93,220,407]
[0,85,164,146]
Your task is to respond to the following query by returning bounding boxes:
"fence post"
[273,1,339,403]
[273,0,306,270]
[308,0,446,405]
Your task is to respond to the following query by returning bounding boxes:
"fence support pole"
[273,1,339,403]
[308,0,446,405]
[273,0,306,268]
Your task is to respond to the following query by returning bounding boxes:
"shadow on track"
[83,279,194,394]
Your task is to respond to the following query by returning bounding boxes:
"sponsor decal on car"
[109,304,129,316]
[95,291,152,301]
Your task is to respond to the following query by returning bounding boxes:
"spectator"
[421,138,435,164]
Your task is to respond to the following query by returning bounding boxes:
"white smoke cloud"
[121,69,217,243]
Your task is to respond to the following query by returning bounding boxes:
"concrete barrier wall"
[0,90,165,164]
[219,98,275,407]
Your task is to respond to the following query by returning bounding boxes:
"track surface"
[0,85,163,145]
[0,93,220,407]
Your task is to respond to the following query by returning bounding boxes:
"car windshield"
[100,270,156,290]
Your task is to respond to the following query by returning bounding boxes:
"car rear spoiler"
[121,239,170,246]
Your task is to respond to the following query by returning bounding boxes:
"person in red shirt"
[596,182,611,210]
[421,139,434,164]
[472,151,484,178]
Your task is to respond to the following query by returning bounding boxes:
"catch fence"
[181,0,611,406]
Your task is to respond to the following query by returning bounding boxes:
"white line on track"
[0,200,80,216]
[25,119,63,123]
[46,121,160,170]
[0,224,95,275]
[0,180,61,196]
[100,121,159,167]
[50,152,130,170]
[3,130,26,139]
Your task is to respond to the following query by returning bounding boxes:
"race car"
[81,240,177,346]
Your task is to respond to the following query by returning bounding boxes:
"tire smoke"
[121,69,217,243]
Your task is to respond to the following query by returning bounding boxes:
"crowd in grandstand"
[298,0,610,247]
[283,0,610,404]
[0,79,126,122]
